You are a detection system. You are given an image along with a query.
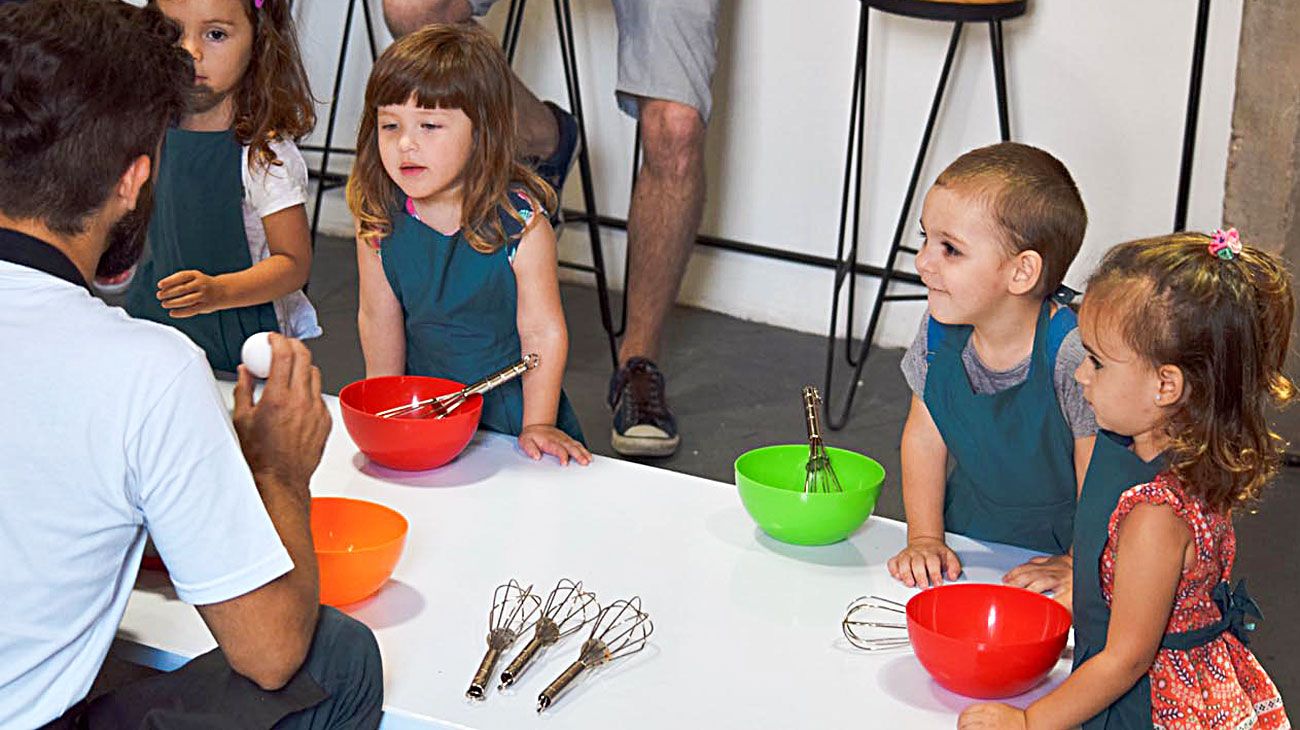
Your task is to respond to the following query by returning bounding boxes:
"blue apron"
[126,128,278,372]
[1074,432,1262,728]
[923,299,1078,553]
[380,192,584,444]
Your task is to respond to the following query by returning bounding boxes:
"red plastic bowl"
[906,583,1071,699]
[339,376,482,471]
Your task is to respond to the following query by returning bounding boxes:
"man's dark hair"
[0,0,192,235]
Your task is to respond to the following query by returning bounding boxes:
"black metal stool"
[501,0,620,369]
[300,0,379,248]
[822,0,1027,429]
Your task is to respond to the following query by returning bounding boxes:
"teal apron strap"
[1161,580,1262,650]
[126,128,278,372]
[1071,430,1166,729]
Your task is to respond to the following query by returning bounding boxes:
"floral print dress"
[1103,475,1289,729]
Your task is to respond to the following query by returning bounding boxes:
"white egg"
[241,331,274,379]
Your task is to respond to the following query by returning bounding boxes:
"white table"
[115,386,1070,729]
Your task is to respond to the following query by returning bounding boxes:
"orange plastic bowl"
[339,376,482,471]
[906,583,1071,699]
[311,497,408,606]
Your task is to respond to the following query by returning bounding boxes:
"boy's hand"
[158,269,226,318]
[519,424,591,466]
[958,703,1027,730]
[1003,554,1073,607]
[887,536,962,588]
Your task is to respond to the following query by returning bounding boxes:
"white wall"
[296,0,1243,348]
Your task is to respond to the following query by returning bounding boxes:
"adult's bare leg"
[618,98,707,365]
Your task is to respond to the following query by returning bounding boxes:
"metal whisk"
[841,595,912,651]
[802,386,843,493]
[499,579,600,690]
[537,597,654,712]
[377,354,540,419]
[467,580,542,700]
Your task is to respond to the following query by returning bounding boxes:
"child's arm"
[1003,434,1095,603]
[157,205,313,318]
[887,394,961,587]
[356,237,405,378]
[958,502,1190,730]
[1073,435,1096,496]
[512,217,591,466]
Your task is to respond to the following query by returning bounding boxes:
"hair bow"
[1209,227,1242,260]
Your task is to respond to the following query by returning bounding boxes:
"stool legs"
[306,0,379,249]
[503,0,620,369]
[822,13,1014,429]
[1173,0,1212,231]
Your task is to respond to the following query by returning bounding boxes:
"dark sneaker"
[609,357,680,457]
[533,101,580,227]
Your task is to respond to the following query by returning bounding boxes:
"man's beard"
[190,84,229,116]
[96,178,153,280]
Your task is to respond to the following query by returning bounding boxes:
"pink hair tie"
[254,0,264,7]
[1208,227,1242,260]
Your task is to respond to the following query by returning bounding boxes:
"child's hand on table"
[958,702,1026,729]
[519,424,592,466]
[157,269,226,318]
[1003,554,1073,608]
[887,536,962,588]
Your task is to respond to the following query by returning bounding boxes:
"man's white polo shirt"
[0,230,294,728]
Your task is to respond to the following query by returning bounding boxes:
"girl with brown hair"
[348,23,589,465]
[117,0,320,372]
[961,230,1291,729]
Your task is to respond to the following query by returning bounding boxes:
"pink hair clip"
[1208,227,1242,260]
[254,0,263,7]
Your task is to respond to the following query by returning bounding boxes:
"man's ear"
[116,154,152,211]
[1007,249,1044,296]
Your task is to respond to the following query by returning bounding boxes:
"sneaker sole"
[611,429,681,458]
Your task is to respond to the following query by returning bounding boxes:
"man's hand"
[158,269,226,318]
[887,536,962,588]
[232,334,330,492]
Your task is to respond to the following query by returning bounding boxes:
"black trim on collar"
[0,227,92,293]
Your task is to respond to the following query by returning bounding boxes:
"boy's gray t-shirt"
[900,313,1098,438]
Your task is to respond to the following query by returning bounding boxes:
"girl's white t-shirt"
[241,139,321,339]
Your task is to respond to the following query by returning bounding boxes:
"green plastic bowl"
[734,445,886,546]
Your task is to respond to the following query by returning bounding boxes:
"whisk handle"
[467,646,503,700]
[801,386,824,442]
[500,635,546,688]
[537,660,587,712]
[462,354,541,398]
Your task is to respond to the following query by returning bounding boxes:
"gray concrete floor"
[304,232,1297,700]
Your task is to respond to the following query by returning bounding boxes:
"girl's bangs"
[368,54,475,114]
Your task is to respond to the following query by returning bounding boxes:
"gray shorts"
[471,0,721,123]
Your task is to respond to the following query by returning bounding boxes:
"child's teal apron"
[1072,430,1165,728]
[1073,432,1261,728]
[380,193,584,444]
[126,128,278,372]
[923,299,1078,553]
